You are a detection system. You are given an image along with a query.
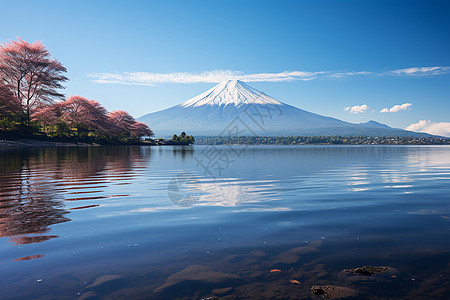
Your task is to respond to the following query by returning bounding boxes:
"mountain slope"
[138,80,431,137]
[360,120,393,129]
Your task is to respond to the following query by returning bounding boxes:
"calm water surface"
[0,145,449,299]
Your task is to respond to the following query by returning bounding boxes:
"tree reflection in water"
[0,146,150,245]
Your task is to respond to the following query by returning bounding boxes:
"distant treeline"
[145,132,195,145]
[172,132,195,144]
[195,136,450,145]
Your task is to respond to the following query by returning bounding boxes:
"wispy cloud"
[328,71,373,78]
[388,66,450,76]
[405,120,450,137]
[344,104,369,114]
[380,102,412,113]
[89,70,323,85]
[89,66,450,85]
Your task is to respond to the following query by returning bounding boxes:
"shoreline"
[0,139,101,149]
[0,139,193,150]
[2,139,450,150]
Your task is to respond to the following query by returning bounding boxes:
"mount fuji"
[138,80,430,137]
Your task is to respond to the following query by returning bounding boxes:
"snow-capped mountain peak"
[180,80,283,107]
[139,80,432,138]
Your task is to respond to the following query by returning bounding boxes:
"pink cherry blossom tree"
[107,110,137,134]
[0,82,20,115]
[0,38,67,124]
[0,82,21,130]
[132,121,153,138]
[59,96,109,136]
[31,104,61,133]
[108,110,153,138]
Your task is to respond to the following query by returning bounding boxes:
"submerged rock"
[78,291,99,300]
[250,250,267,257]
[85,275,123,289]
[155,265,242,293]
[212,287,233,295]
[275,240,322,264]
[311,285,358,299]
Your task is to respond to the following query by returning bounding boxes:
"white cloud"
[389,66,450,76]
[344,104,369,114]
[405,120,450,137]
[380,102,412,113]
[88,66,450,85]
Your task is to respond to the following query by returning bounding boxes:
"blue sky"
[1,0,449,135]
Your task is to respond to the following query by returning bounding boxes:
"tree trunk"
[26,99,30,126]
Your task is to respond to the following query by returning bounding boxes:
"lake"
[0,145,449,299]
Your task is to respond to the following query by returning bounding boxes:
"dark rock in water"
[312,287,326,295]
[311,285,358,299]
[343,266,390,276]
[339,266,398,282]
[85,275,124,289]
[155,265,242,293]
